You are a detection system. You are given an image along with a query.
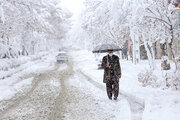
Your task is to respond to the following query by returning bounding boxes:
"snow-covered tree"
[0,0,72,58]
[81,0,129,48]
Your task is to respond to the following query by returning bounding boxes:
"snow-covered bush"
[138,62,180,90]
[138,69,159,88]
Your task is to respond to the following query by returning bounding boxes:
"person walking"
[102,50,121,100]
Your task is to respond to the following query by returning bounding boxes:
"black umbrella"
[92,44,121,53]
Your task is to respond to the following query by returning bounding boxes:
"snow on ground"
[0,49,179,120]
[1,67,62,120]
[58,63,68,71]
[0,50,57,101]
[67,70,131,120]
[0,77,33,101]
[70,49,180,120]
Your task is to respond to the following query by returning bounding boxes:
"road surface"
[0,55,144,120]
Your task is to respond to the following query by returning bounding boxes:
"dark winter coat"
[101,55,121,83]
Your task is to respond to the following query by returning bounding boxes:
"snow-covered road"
[0,63,62,120]
[0,52,145,120]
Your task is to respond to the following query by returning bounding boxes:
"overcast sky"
[61,0,85,16]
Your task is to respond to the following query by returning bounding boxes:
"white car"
[98,60,103,69]
[56,52,68,63]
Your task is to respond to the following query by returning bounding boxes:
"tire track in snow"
[0,64,62,120]
[0,73,41,118]
[49,62,74,120]
[53,58,123,120]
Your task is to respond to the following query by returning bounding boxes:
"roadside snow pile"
[0,77,34,101]
[0,51,57,80]
[0,52,48,71]
[0,50,57,101]
[70,49,180,120]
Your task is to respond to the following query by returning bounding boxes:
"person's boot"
[108,92,112,100]
[114,97,117,100]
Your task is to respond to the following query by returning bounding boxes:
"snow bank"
[0,77,33,101]
[0,50,57,101]
[0,52,48,71]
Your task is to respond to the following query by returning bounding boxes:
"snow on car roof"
[58,51,67,54]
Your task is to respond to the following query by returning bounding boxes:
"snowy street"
[0,0,180,119]
[0,51,146,120]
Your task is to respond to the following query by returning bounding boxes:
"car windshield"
[58,53,67,56]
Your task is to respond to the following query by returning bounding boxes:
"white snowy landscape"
[0,0,180,120]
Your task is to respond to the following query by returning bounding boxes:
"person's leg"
[106,81,113,100]
[113,80,119,100]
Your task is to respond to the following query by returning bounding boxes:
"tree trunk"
[160,42,170,70]
[168,25,178,70]
[142,34,154,69]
